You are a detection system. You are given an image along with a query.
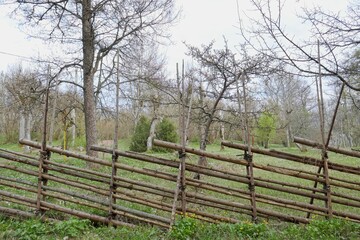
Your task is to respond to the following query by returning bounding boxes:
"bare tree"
[117,40,182,150]
[238,0,360,151]
[187,41,265,178]
[331,85,360,147]
[4,66,43,152]
[13,0,178,157]
[262,71,314,146]
[241,0,360,92]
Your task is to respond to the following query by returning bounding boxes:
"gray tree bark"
[19,113,25,141]
[20,111,32,153]
[82,0,97,159]
[147,117,159,151]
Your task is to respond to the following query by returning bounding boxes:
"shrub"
[129,116,150,152]
[153,118,178,152]
[169,214,198,240]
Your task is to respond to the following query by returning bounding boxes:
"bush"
[153,118,178,152]
[129,116,150,152]
[169,214,198,240]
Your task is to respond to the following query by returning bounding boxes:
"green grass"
[0,215,359,240]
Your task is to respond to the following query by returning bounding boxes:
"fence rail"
[0,137,359,228]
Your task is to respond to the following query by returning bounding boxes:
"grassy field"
[0,139,360,239]
[1,213,360,239]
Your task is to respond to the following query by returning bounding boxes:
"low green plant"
[94,225,162,240]
[1,215,360,240]
[266,218,360,240]
[234,221,268,238]
[168,214,198,240]
[192,221,269,240]
[297,218,360,240]
[4,218,49,240]
[53,218,93,238]
[0,217,93,240]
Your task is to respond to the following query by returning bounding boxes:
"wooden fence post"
[245,151,257,223]
[36,71,51,216]
[305,81,343,219]
[179,150,187,216]
[108,152,118,223]
[108,49,120,224]
[322,151,332,218]
[169,160,183,228]
[36,150,47,215]
[42,150,51,202]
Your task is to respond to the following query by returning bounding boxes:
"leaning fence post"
[244,151,257,222]
[306,40,334,219]
[180,59,187,216]
[306,82,343,219]
[36,150,47,215]
[108,50,120,224]
[108,152,118,223]
[241,73,257,223]
[170,149,187,226]
[169,60,189,229]
[179,149,186,216]
[170,149,186,229]
[169,165,181,227]
[42,150,51,200]
[322,151,332,218]
[169,151,186,228]
[36,73,51,216]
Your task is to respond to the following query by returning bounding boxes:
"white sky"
[0,0,349,73]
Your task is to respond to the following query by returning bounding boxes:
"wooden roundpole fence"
[294,137,360,159]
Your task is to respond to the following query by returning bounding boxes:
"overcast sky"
[0,0,349,73]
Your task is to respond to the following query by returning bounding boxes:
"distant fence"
[0,137,359,229]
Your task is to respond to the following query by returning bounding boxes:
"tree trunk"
[25,113,32,140]
[199,127,207,159]
[71,108,76,148]
[82,0,97,159]
[264,134,269,149]
[198,83,207,166]
[147,117,158,151]
[220,110,225,150]
[132,82,142,133]
[19,112,25,140]
[194,123,207,180]
[286,124,291,148]
[194,83,208,180]
[24,112,32,153]
[19,111,31,153]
